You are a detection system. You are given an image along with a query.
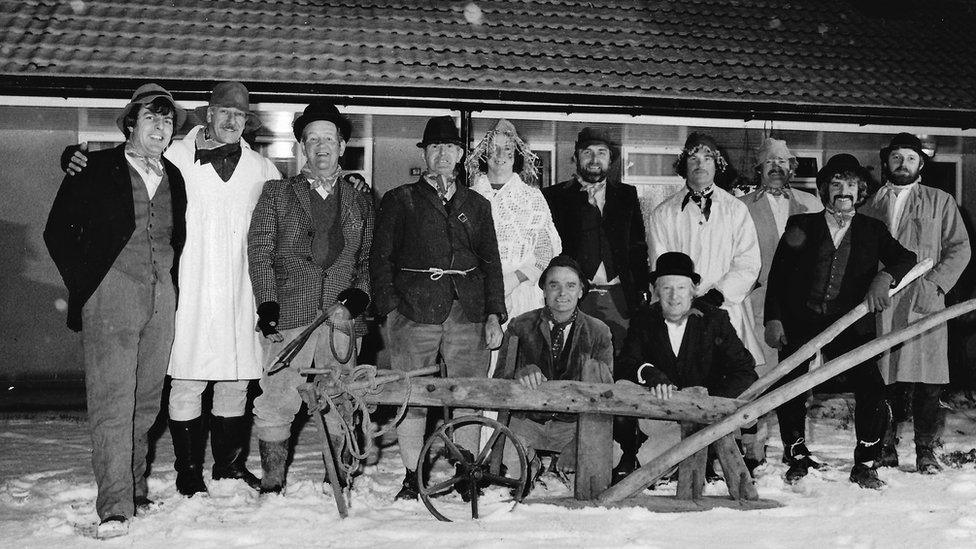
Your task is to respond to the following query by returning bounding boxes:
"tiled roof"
[1,0,975,126]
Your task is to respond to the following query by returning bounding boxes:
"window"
[622,146,685,214]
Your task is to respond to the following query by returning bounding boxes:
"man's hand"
[515,364,548,389]
[64,142,89,176]
[484,314,503,350]
[764,319,787,349]
[648,383,676,400]
[256,301,283,343]
[865,271,894,313]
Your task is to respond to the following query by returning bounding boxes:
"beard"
[578,163,607,184]
[888,166,920,186]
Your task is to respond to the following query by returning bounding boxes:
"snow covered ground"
[3,399,976,549]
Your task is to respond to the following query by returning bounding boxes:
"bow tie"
[755,185,792,200]
[195,142,242,166]
[826,207,855,227]
[125,148,163,177]
[681,186,714,221]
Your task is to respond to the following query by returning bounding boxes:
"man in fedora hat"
[45,84,187,538]
[542,127,650,479]
[737,138,823,471]
[861,133,970,474]
[64,81,280,496]
[247,101,374,493]
[492,255,613,494]
[371,115,506,499]
[764,153,916,489]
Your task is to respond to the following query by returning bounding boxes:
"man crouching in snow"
[44,85,187,539]
[493,255,614,494]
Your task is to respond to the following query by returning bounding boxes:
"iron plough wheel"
[416,415,528,522]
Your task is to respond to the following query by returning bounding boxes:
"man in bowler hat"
[45,84,187,538]
[370,115,507,499]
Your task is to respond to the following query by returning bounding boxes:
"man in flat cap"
[247,101,374,493]
[370,115,506,500]
[861,133,971,474]
[65,82,281,496]
[738,138,823,471]
[45,84,187,538]
[542,127,650,479]
[765,154,916,489]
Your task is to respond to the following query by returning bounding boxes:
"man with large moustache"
[65,82,281,496]
[861,133,971,474]
[371,116,506,500]
[765,154,916,489]
[46,84,187,538]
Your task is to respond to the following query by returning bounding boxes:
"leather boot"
[259,439,289,494]
[169,418,208,497]
[210,415,261,490]
[394,469,419,500]
[878,423,899,468]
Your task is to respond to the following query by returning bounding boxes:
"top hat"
[816,153,870,189]
[116,83,186,133]
[192,81,262,132]
[538,255,590,294]
[416,116,465,149]
[574,127,619,160]
[879,132,929,164]
[754,138,795,167]
[649,252,701,285]
[293,101,352,142]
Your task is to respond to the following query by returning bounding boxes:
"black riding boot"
[210,415,261,490]
[259,439,289,494]
[169,417,208,497]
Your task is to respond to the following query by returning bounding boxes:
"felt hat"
[538,255,590,294]
[192,81,262,131]
[649,252,701,285]
[816,153,870,189]
[682,132,722,153]
[416,116,465,149]
[574,127,619,160]
[293,100,352,142]
[115,83,185,133]
[879,132,929,164]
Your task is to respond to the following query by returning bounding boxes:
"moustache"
[832,194,855,202]
[767,167,786,176]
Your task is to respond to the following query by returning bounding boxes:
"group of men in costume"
[44,81,971,538]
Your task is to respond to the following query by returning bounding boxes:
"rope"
[400,266,476,280]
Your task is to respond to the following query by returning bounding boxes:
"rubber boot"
[259,439,289,495]
[169,417,208,497]
[210,415,261,490]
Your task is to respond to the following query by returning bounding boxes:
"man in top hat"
[765,154,916,489]
[370,115,507,499]
[737,138,823,470]
[493,255,613,493]
[45,84,187,538]
[541,127,650,479]
[616,251,757,415]
[860,133,971,474]
[246,101,374,493]
[65,81,281,496]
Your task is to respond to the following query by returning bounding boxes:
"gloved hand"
[865,271,894,313]
[61,142,89,176]
[764,319,787,349]
[697,288,724,307]
[256,301,281,338]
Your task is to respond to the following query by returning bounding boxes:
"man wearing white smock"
[647,132,763,365]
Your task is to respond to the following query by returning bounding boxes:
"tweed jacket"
[765,212,917,329]
[616,302,757,399]
[861,184,971,383]
[542,178,649,313]
[44,144,187,331]
[247,173,373,334]
[492,308,614,384]
[370,179,506,325]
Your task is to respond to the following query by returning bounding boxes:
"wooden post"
[574,412,613,500]
[597,298,976,503]
[711,434,758,501]
[676,422,706,500]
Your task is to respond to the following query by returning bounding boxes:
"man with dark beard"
[765,154,916,489]
[861,133,970,474]
[542,127,649,481]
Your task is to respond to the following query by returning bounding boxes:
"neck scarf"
[754,184,792,200]
[543,307,578,365]
[125,146,163,177]
[424,172,456,204]
[680,185,714,220]
[303,165,341,193]
[826,206,855,228]
[578,178,606,209]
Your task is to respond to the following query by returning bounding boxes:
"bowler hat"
[574,127,619,160]
[879,132,929,165]
[192,81,262,132]
[116,83,185,133]
[416,116,465,149]
[538,255,590,294]
[293,101,352,142]
[816,153,870,189]
[649,252,701,285]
